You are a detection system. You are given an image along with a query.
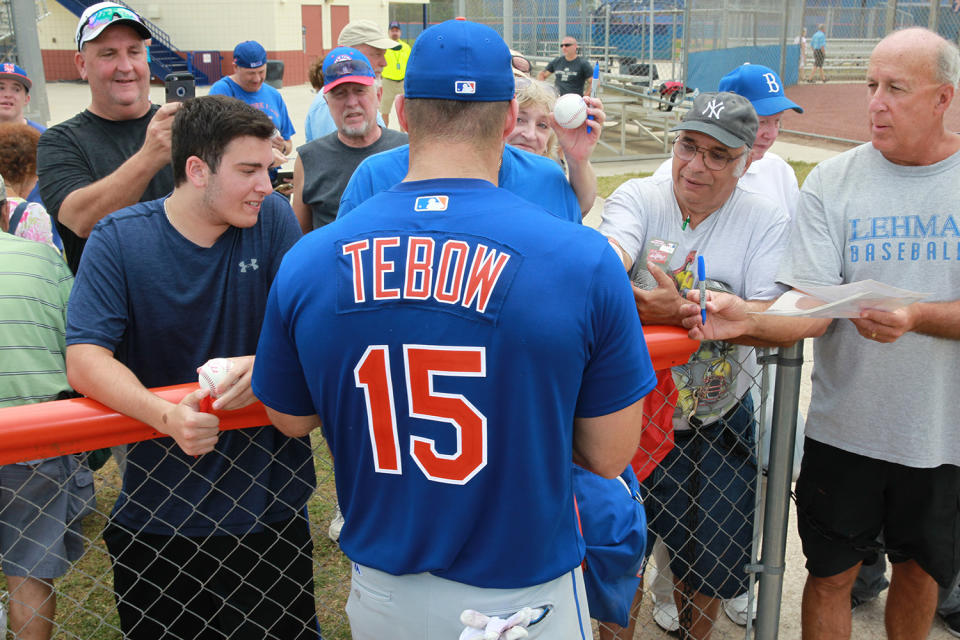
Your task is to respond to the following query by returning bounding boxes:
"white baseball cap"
[76,2,151,51]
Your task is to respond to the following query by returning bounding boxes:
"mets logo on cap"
[415,195,449,212]
[455,81,476,95]
[2,63,15,74]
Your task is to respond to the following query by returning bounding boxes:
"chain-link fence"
[0,339,805,640]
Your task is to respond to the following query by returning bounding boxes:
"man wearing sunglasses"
[37,2,177,275]
[538,36,593,96]
[600,91,790,640]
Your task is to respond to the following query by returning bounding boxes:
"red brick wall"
[41,49,307,86]
[41,50,81,82]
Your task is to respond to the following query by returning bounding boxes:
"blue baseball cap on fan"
[322,47,376,93]
[0,63,31,91]
[719,63,803,116]
[233,40,267,69]
[404,19,514,102]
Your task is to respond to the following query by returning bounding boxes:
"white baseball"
[553,93,588,129]
[197,358,234,398]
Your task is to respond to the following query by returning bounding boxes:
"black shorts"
[104,512,319,640]
[813,49,825,67]
[795,438,960,588]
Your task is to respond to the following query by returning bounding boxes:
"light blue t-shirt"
[811,30,826,50]
[208,77,296,140]
[338,144,582,224]
[304,91,385,142]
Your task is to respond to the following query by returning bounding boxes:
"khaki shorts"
[380,77,404,116]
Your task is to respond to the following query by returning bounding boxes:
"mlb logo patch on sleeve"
[415,195,449,212]
[455,81,476,95]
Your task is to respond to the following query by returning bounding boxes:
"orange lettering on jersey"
[404,237,435,300]
[374,237,402,300]
[462,244,511,314]
[343,239,370,303]
[434,240,469,304]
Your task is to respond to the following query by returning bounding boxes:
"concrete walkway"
[38,79,954,640]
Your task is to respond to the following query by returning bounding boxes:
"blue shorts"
[0,456,95,578]
[641,396,757,600]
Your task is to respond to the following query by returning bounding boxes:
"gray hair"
[733,149,749,177]
[936,38,960,88]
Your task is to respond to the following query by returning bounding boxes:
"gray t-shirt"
[298,127,408,229]
[778,143,960,468]
[601,174,789,425]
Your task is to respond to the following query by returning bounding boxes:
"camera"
[165,72,195,103]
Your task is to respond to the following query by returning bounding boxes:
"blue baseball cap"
[322,47,376,93]
[233,41,267,69]
[404,19,514,102]
[719,64,803,116]
[0,63,31,91]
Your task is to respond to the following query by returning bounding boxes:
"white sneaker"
[328,503,344,542]
[652,597,680,633]
[722,591,757,627]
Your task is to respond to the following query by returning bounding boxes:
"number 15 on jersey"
[354,344,488,485]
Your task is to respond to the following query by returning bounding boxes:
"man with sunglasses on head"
[600,91,790,640]
[539,36,593,96]
[37,2,177,275]
[292,47,407,233]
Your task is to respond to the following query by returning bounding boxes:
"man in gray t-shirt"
[683,28,960,640]
[292,47,406,231]
[601,91,788,640]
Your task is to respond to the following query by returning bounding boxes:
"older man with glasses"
[600,91,791,640]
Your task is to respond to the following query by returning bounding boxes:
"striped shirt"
[0,233,73,408]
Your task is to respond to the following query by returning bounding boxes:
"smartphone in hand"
[165,72,195,103]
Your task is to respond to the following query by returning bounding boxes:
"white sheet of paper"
[756,280,930,318]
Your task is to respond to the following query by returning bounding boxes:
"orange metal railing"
[0,326,697,465]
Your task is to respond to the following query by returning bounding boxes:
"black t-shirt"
[545,56,593,95]
[37,105,175,274]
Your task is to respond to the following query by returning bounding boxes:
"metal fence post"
[754,340,805,640]
[10,0,50,126]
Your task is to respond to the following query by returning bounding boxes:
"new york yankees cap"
[404,19,514,102]
[719,64,803,116]
[670,91,758,149]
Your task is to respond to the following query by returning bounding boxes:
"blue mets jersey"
[337,144,583,224]
[253,178,655,588]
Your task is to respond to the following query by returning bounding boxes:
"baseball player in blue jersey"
[252,19,657,640]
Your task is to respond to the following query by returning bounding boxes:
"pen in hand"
[587,62,599,134]
[697,255,707,325]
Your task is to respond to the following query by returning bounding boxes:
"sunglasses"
[560,43,575,48]
[77,6,143,48]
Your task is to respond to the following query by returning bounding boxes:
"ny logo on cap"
[702,98,725,119]
[762,73,780,93]
[2,63,13,73]
[455,81,476,95]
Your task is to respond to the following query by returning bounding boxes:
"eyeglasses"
[77,6,143,48]
[560,43,575,48]
[673,137,745,171]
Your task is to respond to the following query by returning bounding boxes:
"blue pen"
[697,255,707,324]
[586,62,599,133]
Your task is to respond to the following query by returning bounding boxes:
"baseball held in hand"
[553,94,588,129]
[198,358,233,398]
